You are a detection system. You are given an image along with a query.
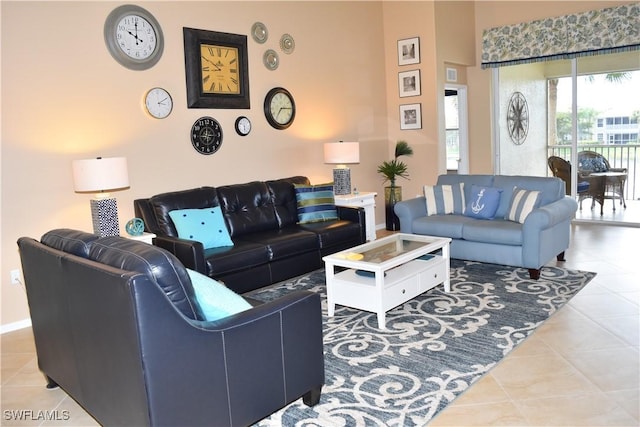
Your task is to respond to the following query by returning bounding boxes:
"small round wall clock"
[191,117,223,155]
[507,91,529,145]
[144,87,172,119]
[264,87,296,130]
[104,4,164,70]
[235,116,252,136]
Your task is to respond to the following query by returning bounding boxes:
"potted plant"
[377,140,413,230]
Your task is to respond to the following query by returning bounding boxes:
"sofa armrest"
[152,235,208,274]
[393,197,427,233]
[523,196,578,231]
[336,206,366,242]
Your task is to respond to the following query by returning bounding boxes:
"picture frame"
[398,69,421,97]
[397,37,420,65]
[183,27,250,109]
[400,103,422,130]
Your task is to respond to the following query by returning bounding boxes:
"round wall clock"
[235,116,252,136]
[104,5,164,70]
[507,91,529,145]
[191,117,223,155]
[264,87,295,130]
[144,87,172,119]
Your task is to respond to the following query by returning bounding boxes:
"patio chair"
[547,156,591,210]
[577,151,627,213]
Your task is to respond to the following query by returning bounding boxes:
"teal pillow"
[505,187,541,224]
[464,185,502,219]
[186,269,252,321]
[294,183,338,223]
[168,207,233,249]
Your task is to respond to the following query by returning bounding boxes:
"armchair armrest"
[393,197,427,233]
[152,235,208,274]
[608,167,627,173]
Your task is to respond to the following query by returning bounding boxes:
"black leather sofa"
[18,229,324,426]
[134,176,366,293]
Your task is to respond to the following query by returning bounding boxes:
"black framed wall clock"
[183,28,250,109]
[507,91,529,145]
[104,5,164,70]
[264,87,295,130]
[191,117,223,155]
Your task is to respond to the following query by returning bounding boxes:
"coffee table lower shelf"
[327,256,448,329]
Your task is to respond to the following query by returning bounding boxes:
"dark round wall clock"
[190,117,223,155]
[507,91,529,145]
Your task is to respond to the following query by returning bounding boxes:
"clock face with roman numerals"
[190,117,223,155]
[200,44,240,95]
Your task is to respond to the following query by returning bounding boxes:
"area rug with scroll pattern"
[247,260,596,426]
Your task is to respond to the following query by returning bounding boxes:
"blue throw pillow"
[505,187,541,224]
[464,185,502,219]
[186,269,252,321]
[168,207,233,249]
[294,183,338,223]
[423,183,466,216]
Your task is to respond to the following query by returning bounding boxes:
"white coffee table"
[323,233,451,329]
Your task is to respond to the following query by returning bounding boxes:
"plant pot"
[384,186,402,231]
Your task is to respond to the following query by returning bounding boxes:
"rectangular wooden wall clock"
[183,27,250,109]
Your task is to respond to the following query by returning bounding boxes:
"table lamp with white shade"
[323,141,360,195]
[72,157,129,237]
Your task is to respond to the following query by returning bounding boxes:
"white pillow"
[424,183,466,216]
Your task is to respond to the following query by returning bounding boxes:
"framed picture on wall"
[400,103,422,130]
[397,37,420,65]
[398,69,421,97]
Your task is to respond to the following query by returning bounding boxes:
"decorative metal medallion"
[251,22,268,44]
[263,49,279,70]
[280,33,295,54]
[507,91,529,145]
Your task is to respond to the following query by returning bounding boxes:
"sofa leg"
[528,268,541,280]
[556,251,566,262]
[45,376,59,390]
[302,386,322,407]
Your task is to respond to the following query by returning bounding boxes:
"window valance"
[481,2,640,69]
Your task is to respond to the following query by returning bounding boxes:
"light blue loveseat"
[394,174,578,279]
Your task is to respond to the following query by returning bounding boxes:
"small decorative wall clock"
[183,27,250,109]
[507,91,529,145]
[191,117,223,155]
[104,5,164,70]
[235,116,251,136]
[144,87,172,119]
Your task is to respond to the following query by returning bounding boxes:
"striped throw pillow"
[424,183,466,216]
[505,187,541,223]
[294,183,338,224]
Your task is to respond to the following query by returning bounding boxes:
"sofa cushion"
[492,175,563,217]
[186,269,251,321]
[411,214,475,239]
[217,181,279,236]
[168,207,233,249]
[423,183,466,216]
[267,176,310,228]
[41,228,99,257]
[461,219,523,245]
[299,219,362,248]
[294,183,338,223]
[88,237,204,321]
[437,174,494,203]
[464,185,502,219]
[238,227,319,261]
[505,187,541,224]
[149,187,219,237]
[204,241,270,276]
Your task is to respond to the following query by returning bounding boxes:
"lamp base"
[333,168,351,195]
[90,198,120,237]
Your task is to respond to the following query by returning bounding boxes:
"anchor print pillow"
[464,185,502,219]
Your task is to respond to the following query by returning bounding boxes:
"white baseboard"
[1,318,32,334]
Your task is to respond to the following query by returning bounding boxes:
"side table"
[123,232,156,245]
[334,192,377,241]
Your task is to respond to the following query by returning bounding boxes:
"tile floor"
[1,223,638,426]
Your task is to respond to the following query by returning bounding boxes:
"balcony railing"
[548,144,639,201]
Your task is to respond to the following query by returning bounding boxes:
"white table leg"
[443,243,451,292]
[325,262,336,317]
